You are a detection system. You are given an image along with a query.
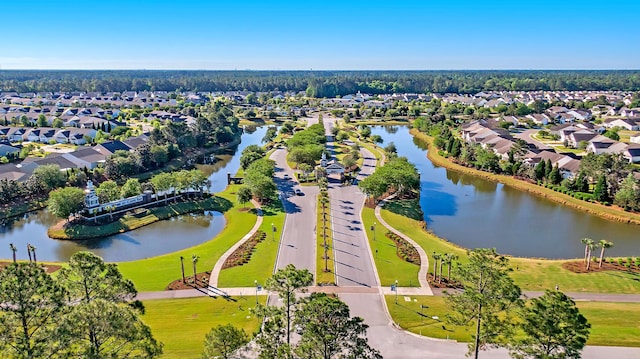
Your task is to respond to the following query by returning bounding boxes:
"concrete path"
[375,194,433,295]
[209,199,263,288]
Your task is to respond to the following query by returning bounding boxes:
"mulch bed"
[562,260,640,274]
[222,230,266,269]
[427,274,463,289]
[166,271,211,290]
[385,231,421,265]
[0,261,62,274]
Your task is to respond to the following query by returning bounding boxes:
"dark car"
[294,188,304,196]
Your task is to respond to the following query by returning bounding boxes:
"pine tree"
[593,175,609,202]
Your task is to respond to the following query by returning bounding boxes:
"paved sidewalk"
[375,194,433,295]
[208,200,263,287]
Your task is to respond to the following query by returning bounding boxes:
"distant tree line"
[1,70,640,95]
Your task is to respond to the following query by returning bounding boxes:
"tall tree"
[121,178,143,198]
[202,324,249,359]
[0,263,68,358]
[57,251,137,303]
[508,290,590,359]
[96,180,121,202]
[445,248,522,359]
[237,185,253,208]
[294,293,381,359]
[597,240,613,268]
[60,299,162,358]
[265,264,313,348]
[48,186,86,220]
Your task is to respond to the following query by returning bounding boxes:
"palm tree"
[26,243,32,262]
[9,243,17,263]
[581,238,594,267]
[597,240,614,268]
[445,253,458,282]
[586,241,598,271]
[438,255,445,284]
[432,252,441,282]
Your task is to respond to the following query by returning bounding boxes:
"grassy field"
[362,207,420,287]
[117,185,258,291]
[142,296,264,358]
[385,295,640,347]
[48,196,231,240]
[380,207,640,293]
[316,194,335,285]
[217,201,286,287]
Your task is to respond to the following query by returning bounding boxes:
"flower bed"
[222,230,267,269]
[385,231,420,265]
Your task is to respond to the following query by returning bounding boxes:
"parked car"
[283,174,290,180]
[295,188,303,196]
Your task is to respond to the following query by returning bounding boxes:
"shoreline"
[47,195,229,240]
[410,128,640,226]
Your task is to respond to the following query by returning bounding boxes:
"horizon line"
[2,68,640,72]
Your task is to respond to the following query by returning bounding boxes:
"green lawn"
[363,207,420,287]
[385,295,640,347]
[380,207,640,294]
[217,201,286,287]
[117,185,258,291]
[317,194,335,285]
[142,296,264,358]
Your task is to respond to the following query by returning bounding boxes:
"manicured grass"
[217,201,286,287]
[380,207,640,294]
[383,198,424,221]
[117,185,258,291]
[577,301,640,347]
[142,296,264,358]
[363,207,420,287]
[384,295,469,342]
[385,295,640,347]
[48,196,230,240]
[317,194,335,285]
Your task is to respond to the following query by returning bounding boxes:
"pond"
[371,125,640,259]
[0,126,269,262]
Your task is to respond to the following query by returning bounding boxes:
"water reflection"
[0,127,270,262]
[371,125,640,259]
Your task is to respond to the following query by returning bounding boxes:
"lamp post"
[180,256,185,283]
[271,223,276,241]
[254,280,259,306]
[395,279,399,304]
[370,222,376,241]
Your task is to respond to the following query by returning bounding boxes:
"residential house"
[0,162,36,182]
[567,130,598,148]
[630,134,640,144]
[62,148,107,169]
[605,118,640,131]
[6,127,27,142]
[94,140,132,156]
[587,135,628,155]
[623,145,640,163]
[0,144,19,157]
[620,108,640,117]
[526,113,550,126]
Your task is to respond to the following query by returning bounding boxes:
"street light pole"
[271,223,276,241]
[395,280,399,304]
[371,222,376,241]
[254,280,259,306]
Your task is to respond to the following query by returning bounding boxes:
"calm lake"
[371,125,640,259]
[0,126,268,262]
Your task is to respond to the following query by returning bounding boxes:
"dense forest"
[1,70,640,96]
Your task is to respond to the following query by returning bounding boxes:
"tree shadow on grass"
[384,199,424,221]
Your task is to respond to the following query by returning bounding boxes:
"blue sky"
[1,0,639,70]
